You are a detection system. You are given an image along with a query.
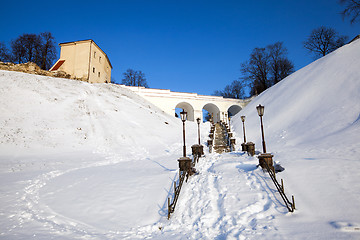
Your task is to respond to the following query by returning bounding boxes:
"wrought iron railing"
[167,171,186,219]
[263,160,295,212]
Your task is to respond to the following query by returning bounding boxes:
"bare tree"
[0,42,11,62]
[135,70,148,87]
[9,32,57,69]
[303,26,348,58]
[229,80,245,99]
[240,42,294,95]
[11,36,27,64]
[340,0,360,24]
[213,90,224,97]
[39,32,56,70]
[277,58,295,81]
[11,34,42,64]
[122,69,136,86]
[267,42,294,84]
[241,47,271,95]
[121,69,149,87]
[213,80,246,99]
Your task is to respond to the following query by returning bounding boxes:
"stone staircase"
[213,123,230,153]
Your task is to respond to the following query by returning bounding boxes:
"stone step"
[212,123,230,154]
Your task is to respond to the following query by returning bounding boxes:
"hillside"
[0,38,360,239]
[0,71,207,238]
[230,38,360,239]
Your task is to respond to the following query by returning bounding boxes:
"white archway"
[175,102,195,121]
[228,105,242,117]
[203,103,220,123]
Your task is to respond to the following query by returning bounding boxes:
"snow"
[1,38,360,239]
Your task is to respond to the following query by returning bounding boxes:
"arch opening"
[175,102,195,121]
[228,105,242,117]
[202,103,220,123]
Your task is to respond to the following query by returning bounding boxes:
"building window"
[99,56,101,63]
[93,67,95,73]
[94,52,96,58]
[98,72,100,77]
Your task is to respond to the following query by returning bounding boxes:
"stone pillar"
[241,143,247,151]
[178,157,192,174]
[230,138,236,152]
[246,142,255,156]
[257,153,274,172]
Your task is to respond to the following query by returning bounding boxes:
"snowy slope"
[0,71,209,239]
[0,70,183,155]
[230,39,360,239]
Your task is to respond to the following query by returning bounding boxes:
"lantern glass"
[196,118,201,124]
[241,115,245,122]
[256,104,264,117]
[180,110,187,121]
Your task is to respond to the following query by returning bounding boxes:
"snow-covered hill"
[230,38,360,239]
[0,38,360,239]
[0,71,208,238]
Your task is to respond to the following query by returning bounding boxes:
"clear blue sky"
[1,0,358,95]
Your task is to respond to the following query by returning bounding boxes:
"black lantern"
[180,110,187,122]
[256,104,264,117]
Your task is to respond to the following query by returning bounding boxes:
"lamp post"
[241,116,246,143]
[228,115,231,131]
[196,117,201,145]
[256,104,266,153]
[256,104,274,172]
[193,117,204,159]
[180,110,187,157]
[178,111,193,179]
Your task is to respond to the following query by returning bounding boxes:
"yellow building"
[50,40,112,83]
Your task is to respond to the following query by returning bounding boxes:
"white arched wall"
[175,102,195,121]
[121,85,254,122]
[203,103,220,123]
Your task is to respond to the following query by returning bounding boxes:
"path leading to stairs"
[146,151,284,239]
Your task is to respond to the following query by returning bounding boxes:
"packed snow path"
[151,152,287,239]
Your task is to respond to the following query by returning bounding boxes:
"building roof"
[49,59,65,71]
[59,39,113,69]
